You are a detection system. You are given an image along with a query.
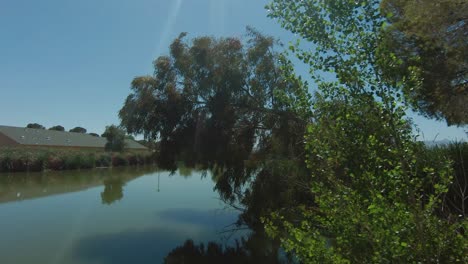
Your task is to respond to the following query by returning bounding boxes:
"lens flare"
[153,0,183,57]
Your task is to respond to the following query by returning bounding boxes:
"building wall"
[0,133,19,147]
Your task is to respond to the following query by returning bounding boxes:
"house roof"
[0,125,147,150]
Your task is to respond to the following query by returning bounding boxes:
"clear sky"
[0,0,466,141]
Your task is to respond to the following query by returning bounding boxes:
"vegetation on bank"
[0,148,155,173]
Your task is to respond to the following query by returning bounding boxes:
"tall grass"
[0,148,155,173]
[417,141,468,218]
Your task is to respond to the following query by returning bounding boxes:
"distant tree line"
[26,123,90,134]
[49,125,65,131]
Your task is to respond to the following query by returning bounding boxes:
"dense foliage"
[0,148,153,172]
[418,142,468,219]
[379,0,467,125]
[265,0,467,262]
[102,125,127,152]
[119,28,308,169]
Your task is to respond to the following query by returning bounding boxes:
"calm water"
[0,167,243,264]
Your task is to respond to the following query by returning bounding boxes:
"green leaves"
[102,125,126,152]
[119,28,309,174]
[264,0,467,262]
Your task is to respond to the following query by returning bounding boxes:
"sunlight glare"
[209,0,227,35]
[153,0,184,58]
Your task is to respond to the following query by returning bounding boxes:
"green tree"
[119,28,307,168]
[26,123,45,129]
[69,127,87,133]
[264,0,467,262]
[48,125,65,131]
[379,0,467,125]
[88,133,99,137]
[102,125,126,152]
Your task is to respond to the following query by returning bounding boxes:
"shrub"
[63,154,81,170]
[27,155,45,172]
[112,154,129,167]
[47,155,65,171]
[135,153,146,165]
[0,154,12,172]
[0,148,154,172]
[125,153,138,166]
[95,154,112,167]
[79,153,95,169]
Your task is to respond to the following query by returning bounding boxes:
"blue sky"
[0,0,466,140]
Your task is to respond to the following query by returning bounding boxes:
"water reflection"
[157,208,239,229]
[74,227,185,264]
[164,230,287,264]
[0,166,157,204]
[101,178,125,205]
[157,162,301,264]
[0,163,297,263]
[0,167,255,264]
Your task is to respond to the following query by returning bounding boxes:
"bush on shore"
[0,148,155,173]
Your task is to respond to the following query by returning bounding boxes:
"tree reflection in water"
[161,160,307,263]
[164,231,287,264]
[0,166,157,204]
[101,178,125,205]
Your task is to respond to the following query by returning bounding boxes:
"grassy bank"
[0,147,155,173]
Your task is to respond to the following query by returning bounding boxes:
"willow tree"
[265,0,466,262]
[119,28,307,169]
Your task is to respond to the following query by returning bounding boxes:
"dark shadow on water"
[157,208,239,229]
[72,227,186,264]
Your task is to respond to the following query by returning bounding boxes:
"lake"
[0,166,246,264]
